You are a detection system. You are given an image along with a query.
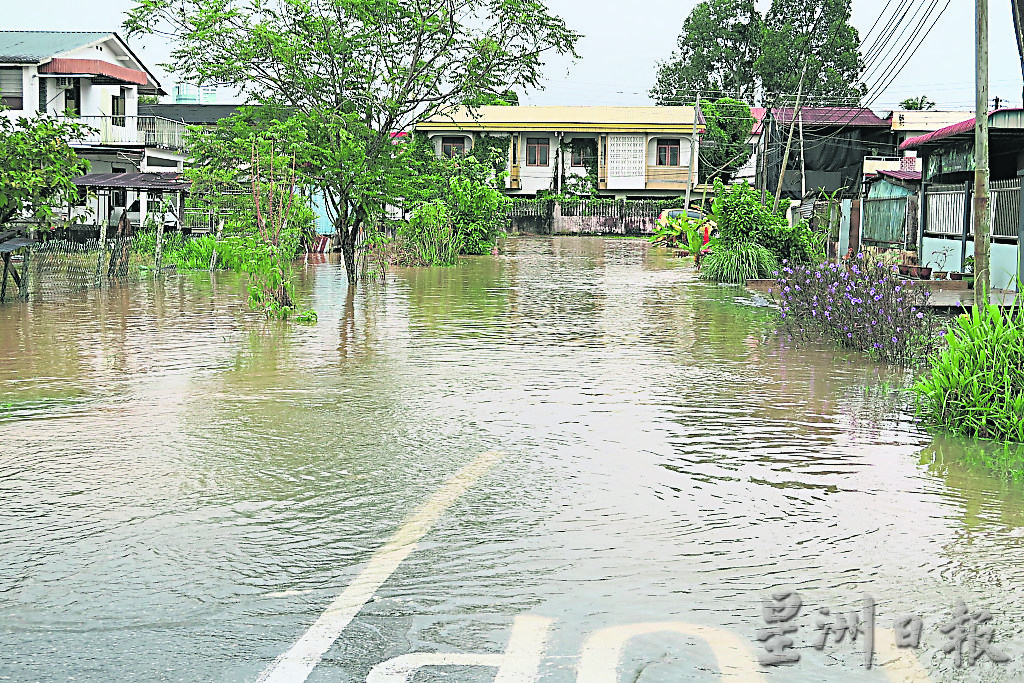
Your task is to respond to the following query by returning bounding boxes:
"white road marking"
[365,615,554,683]
[577,622,767,683]
[257,450,505,683]
[876,627,932,682]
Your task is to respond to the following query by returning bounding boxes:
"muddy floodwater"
[1,237,1023,682]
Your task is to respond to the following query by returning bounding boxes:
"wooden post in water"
[154,212,165,275]
[96,208,109,286]
[209,217,224,271]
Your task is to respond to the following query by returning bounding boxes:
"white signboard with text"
[607,134,646,189]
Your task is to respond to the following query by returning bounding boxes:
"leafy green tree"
[401,133,508,257]
[699,98,755,182]
[125,0,579,285]
[650,0,762,105]
[756,0,866,105]
[0,114,93,227]
[182,109,317,318]
[900,95,936,111]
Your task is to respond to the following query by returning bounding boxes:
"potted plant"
[962,256,975,288]
[930,245,953,280]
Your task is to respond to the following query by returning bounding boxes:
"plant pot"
[917,267,932,280]
[898,264,912,276]
[933,271,947,280]
[949,272,963,281]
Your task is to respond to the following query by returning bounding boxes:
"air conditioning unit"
[55,77,75,89]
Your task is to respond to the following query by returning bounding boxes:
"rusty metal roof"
[877,169,922,182]
[73,172,191,191]
[900,108,1024,150]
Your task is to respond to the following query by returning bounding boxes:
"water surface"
[1,237,1022,682]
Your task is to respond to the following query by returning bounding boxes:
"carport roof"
[73,172,191,192]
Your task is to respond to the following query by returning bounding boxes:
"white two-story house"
[1,31,186,226]
[415,106,704,199]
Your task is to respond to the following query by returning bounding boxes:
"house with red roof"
[899,109,1024,289]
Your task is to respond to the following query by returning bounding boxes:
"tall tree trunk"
[338,220,357,285]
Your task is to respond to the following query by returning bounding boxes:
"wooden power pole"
[975,0,991,302]
[685,93,700,211]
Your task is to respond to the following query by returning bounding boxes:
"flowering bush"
[775,253,944,365]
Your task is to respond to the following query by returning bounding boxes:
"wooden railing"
[645,165,692,189]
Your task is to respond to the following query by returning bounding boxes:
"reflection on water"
[0,237,1022,682]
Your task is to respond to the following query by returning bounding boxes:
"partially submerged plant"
[914,304,1024,442]
[776,254,943,365]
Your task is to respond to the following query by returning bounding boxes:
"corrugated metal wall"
[862,179,914,244]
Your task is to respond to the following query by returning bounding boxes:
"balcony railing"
[61,115,187,152]
[645,165,692,190]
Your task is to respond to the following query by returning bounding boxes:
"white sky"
[6,0,1023,113]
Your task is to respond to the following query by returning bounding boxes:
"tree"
[699,98,755,182]
[125,0,579,285]
[755,0,866,105]
[650,0,762,105]
[0,114,93,228]
[900,95,936,111]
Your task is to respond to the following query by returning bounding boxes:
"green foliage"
[403,133,508,257]
[651,0,864,106]
[915,305,1024,443]
[182,113,315,320]
[756,0,866,104]
[900,96,936,111]
[125,0,580,284]
[710,179,821,263]
[0,114,94,227]
[700,242,779,283]
[700,98,755,182]
[650,0,762,104]
[399,201,464,266]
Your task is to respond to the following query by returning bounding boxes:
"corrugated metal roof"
[418,105,702,131]
[140,104,243,125]
[899,108,1024,150]
[890,110,974,131]
[0,31,109,63]
[768,107,890,127]
[878,169,922,181]
[73,172,190,191]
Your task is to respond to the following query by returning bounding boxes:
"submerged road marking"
[257,450,505,683]
[577,622,767,683]
[365,615,553,683]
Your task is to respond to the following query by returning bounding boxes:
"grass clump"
[914,304,1024,442]
[701,242,779,283]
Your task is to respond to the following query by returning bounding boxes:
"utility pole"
[759,111,769,205]
[975,0,991,303]
[685,93,700,211]
[799,110,807,199]
[773,63,808,213]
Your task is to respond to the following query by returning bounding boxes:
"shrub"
[400,201,463,266]
[710,179,823,264]
[700,242,779,283]
[776,254,944,365]
[914,304,1024,442]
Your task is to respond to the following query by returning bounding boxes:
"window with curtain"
[441,136,466,158]
[657,139,681,166]
[0,67,24,110]
[112,90,126,127]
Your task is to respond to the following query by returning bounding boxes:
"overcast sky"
[8,0,1023,113]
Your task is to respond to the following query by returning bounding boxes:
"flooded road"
[1,237,1022,682]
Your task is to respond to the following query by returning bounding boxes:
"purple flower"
[916,312,923,319]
